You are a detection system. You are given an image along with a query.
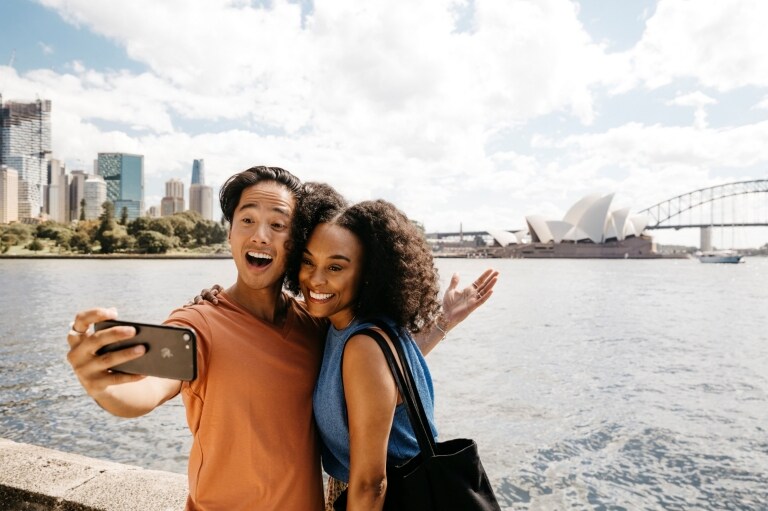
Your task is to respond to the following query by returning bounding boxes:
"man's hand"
[67,307,146,398]
[66,307,180,418]
[441,268,499,330]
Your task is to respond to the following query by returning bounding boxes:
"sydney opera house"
[500,193,661,259]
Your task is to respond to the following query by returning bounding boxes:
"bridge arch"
[638,179,768,229]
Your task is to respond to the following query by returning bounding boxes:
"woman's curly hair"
[284,181,348,295]
[285,182,442,333]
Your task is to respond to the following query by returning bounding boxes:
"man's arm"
[413,268,499,356]
[67,307,181,418]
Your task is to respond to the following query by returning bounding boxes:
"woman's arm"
[413,268,499,355]
[342,332,401,511]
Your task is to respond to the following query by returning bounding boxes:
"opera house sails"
[511,193,661,259]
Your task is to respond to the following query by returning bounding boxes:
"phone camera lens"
[183,334,190,342]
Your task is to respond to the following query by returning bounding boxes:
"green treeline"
[1,202,229,255]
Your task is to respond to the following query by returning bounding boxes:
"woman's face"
[299,223,364,329]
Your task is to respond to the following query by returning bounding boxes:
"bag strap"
[366,319,436,447]
[370,318,435,450]
[353,325,437,459]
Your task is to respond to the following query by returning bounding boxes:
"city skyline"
[1,1,767,246]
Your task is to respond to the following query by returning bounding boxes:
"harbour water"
[1,257,766,510]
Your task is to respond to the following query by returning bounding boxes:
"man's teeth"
[309,291,333,300]
[247,252,272,260]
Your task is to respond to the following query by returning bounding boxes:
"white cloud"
[667,91,717,108]
[0,0,764,241]
[667,91,717,129]
[628,0,768,90]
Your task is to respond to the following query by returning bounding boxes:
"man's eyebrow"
[237,202,291,217]
[303,248,351,262]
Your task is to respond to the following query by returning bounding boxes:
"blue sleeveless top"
[313,316,438,482]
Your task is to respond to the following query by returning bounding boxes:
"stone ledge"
[0,438,187,511]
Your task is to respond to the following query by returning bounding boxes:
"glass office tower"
[97,152,144,220]
[191,159,205,185]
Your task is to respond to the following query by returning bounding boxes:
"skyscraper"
[47,159,70,223]
[165,177,184,199]
[191,159,205,185]
[69,170,88,221]
[0,97,52,219]
[83,175,106,221]
[189,159,213,220]
[161,178,184,216]
[189,184,214,221]
[96,152,144,220]
[0,165,19,224]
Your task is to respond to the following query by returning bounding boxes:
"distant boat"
[697,250,744,264]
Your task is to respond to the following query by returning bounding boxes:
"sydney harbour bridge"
[429,179,768,251]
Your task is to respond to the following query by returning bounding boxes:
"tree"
[148,217,174,237]
[167,214,195,246]
[119,207,129,226]
[27,238,44,252]
[136,230,173,254]
[71,230,93,253]
[96,201,118,253]
[79,198,86,221]
[210,222,227,244]
[127,216,152,236]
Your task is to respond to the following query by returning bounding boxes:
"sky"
[1,0,767,248]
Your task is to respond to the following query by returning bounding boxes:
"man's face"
[228,181,295,292]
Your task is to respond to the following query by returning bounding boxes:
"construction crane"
[1,49,16,100]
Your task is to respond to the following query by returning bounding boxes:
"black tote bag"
[333,320,501,511]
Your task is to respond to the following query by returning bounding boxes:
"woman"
[283,183,491,510]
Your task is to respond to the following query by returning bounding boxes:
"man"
[66,166,498,510]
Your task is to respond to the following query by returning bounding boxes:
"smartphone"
[94,320,197,381]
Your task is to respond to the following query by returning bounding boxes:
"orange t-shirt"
[165,292,326,511]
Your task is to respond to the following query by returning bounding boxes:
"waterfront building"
[189,183,213,221]
[191,159,205,185]
[161,178,184,216]
[83,176,106,221]
[525,193,649,244]
[96,153,144,221]
[47,159,70,223]
[0,165,19,223]
[161,197,184,217]
[69,170,88,221]
[0,98,52,219]
[512,193,657,259]
[165,178,184,200]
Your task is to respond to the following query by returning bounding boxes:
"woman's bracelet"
[434,316,448,340]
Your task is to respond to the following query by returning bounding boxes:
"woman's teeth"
[309,291,333,300]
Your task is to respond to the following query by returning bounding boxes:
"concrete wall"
[0,438,187,511]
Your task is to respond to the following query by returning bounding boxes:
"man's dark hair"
[219,166,303,226]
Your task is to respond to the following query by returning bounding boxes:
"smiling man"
[67,166,327,510]
[66,165,498,510]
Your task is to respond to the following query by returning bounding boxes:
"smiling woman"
[280,183,501,510]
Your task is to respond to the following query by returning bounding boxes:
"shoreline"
[0,253,233,259]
